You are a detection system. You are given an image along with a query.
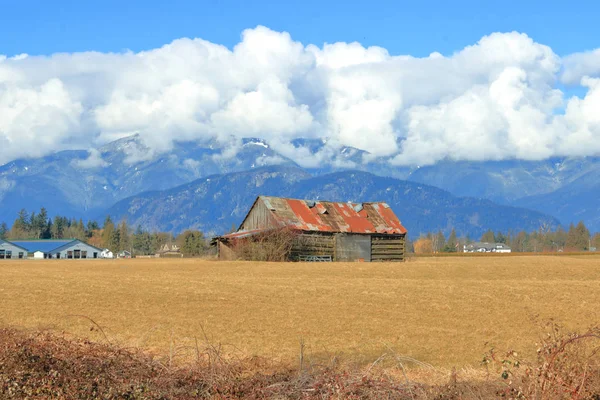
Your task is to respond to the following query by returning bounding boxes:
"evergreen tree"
[51,216,67,239]
[481,229,495,243]
[10,209,31,238]
[0,222,7,239]
[117,220,130,252]
[32,207,50,239]
[566,222,589,250]
[494,231,506,244]
[102,216,115,250]
[444,229,457,252]
[86,220,100,238]
[176,230,208,256]
[132,225,152,255]
[433,230,446,252]
[576,221,591,250]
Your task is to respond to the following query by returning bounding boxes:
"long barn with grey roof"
[8,239,103,259]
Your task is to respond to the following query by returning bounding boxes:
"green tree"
[494,231,506,244]
[32,207,50,239]
[433,230,446,253]
[176,230,208,256]
[481,229,495,243]
[10,209,30,238]
[444,228,458,252]
[51,216,67,239]
[132,225,152,255]
[117,220,131,252]
[0,222,7,239]
[102,216,115,250]
[86,220,100,238]
[566,221,590,251]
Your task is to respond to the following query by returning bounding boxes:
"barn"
[0,239,28,259]
[213,196,407,262]
[9,239,103,259]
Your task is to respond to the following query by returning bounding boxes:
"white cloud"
[1,27,600,167]
[73,148,108,168]
[561,49,600,84]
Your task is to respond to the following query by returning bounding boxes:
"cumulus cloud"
[1,27,600,167]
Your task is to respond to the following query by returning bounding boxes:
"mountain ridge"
[106,165,560,238]
[1,134,599,232]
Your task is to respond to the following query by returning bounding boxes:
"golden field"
[1,256,600,368]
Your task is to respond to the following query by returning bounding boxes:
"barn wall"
[335,234,371,262]
[239,200,276,231]
[290,233,335,260]
[371,234,406,262]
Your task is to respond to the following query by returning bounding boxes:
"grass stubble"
[1,255,600,398]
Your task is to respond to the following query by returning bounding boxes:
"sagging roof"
[240,196,407,235]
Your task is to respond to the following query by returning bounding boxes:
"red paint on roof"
[286,199,325,230]
[248,196,407,235]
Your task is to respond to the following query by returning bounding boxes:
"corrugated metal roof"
[253,196,407,234]
[10,240,77,253]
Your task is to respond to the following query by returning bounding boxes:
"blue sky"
[1,0,598,57]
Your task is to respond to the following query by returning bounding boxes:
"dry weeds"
[1,256,600,369]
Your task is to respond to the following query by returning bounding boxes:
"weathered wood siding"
[370,234,406,262]
[239,200,277,231]
[290,233,335,260]
[335,234,371,261]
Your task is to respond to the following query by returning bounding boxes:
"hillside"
[107,165,560,237]
[2,135,599,232]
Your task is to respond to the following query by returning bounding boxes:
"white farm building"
[8,239,103,259]
[0,239,28,259]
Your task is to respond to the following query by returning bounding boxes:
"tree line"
[0,208,209,257]
[409,221,600,253]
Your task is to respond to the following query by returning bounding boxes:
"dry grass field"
[1,256,600,369]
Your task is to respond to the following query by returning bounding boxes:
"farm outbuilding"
[10,239,103,259]
[213,196,407,262]
[0,239,28,259]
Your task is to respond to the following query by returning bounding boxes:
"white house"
[100,249,114,259]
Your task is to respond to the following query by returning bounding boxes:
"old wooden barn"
[213,196,407,262]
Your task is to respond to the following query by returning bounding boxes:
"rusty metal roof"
[253,196,407,234]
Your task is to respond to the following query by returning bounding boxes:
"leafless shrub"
[232,227,299,262]
[483,320,600,399]
[3,321,600,399]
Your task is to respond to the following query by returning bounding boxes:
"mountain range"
[1,134,598,236]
